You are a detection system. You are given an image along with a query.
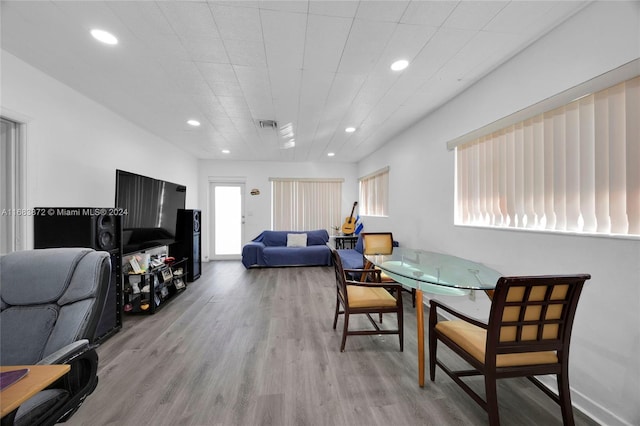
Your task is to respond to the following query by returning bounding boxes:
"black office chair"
[0,248,110,426]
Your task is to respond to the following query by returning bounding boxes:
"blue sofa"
[336,234,365,270]
[242,230,332,268]
[336,234,400,275]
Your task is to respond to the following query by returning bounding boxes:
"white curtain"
[271,179,342,231]
[359,167,389,217]
[456,76,640,236]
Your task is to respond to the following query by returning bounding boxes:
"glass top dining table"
[365,247,502,295]
[365,247,502,387]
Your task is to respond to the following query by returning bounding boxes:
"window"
[359,167,389,217]
[271,178,342,231]
[454,73,639,237]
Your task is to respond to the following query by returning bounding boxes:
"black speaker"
[34,208,122,343]
[171,209,201,282]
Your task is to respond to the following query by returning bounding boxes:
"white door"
[209,182,244,259]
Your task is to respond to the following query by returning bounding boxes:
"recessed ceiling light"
[90,29,118,45]
[221,149,230,154]
[187,119,200,126]
[345,127,356,133]
[327,152,335,157]
[390,59,409,71]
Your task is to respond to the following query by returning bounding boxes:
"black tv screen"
[115,170,186,254]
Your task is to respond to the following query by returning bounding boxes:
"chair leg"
[485,375,500,426]
[340,312,349,352]
[557,368,576,426]
[428,334,436,381]
[379,313,383,323]
[412,288,416,308]
[333,294,340,330]
[428,305,437,381]
[397,306,403,352]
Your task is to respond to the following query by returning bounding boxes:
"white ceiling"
[1,0,588,162]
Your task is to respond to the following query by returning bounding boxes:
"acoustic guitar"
[341,202,358,235]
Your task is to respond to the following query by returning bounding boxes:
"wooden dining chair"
[330,248,404,352]
[429,274,591,426]
[361,232,416,307]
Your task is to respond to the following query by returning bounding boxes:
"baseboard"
[570,384,633,426]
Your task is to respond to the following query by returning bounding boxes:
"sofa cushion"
[287,233,307,247]
[261,231,286,246]
[305,229,330,246]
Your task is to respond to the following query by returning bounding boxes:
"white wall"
[358,2,640,426]
[1,51,199,248]
[198,159,357,261]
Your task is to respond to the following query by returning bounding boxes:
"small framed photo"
[161,268,173,282]
[174,278,185,290]
[160,286,169,298]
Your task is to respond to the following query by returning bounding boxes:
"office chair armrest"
[36,341,99,423]
[37,340,92,365]
[430,299,487,329]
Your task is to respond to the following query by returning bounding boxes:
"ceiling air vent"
[258,120,278,129]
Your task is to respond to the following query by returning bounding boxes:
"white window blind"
[456,75,639,236]
[271,178,342,231]
[359,167,389,216]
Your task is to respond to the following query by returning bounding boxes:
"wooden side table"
[334,235,358,249]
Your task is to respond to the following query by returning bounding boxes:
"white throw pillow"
[287,233,307,247]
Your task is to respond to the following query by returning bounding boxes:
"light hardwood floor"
[68,261,598,426]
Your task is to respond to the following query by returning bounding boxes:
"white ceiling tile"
[224,39,267,67]
[484,1,557,34]
[354,74,397,105]
[400,1,458,26]
[269,65,302,96]
[181,36,229,63]
[337,19,397,74]
[211,4,263,42]
[355,1,410,23]
[408,27,477,79]
[218,96,254,119]
[309,0,359,18]
[197,62,237,84]
[261,9,307,70]
[443,1,509,31]
[210,80,245,97]
[138,34,191,61]
[370,23,438,74]
[303,14,352,73]
[157,2,220,38]
[107,2,175,38]
[234,65,272,98]
[324,73,368,121]
[259,1,309,14]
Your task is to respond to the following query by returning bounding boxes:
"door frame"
[207,177,246,260]
[0,114,28,254]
